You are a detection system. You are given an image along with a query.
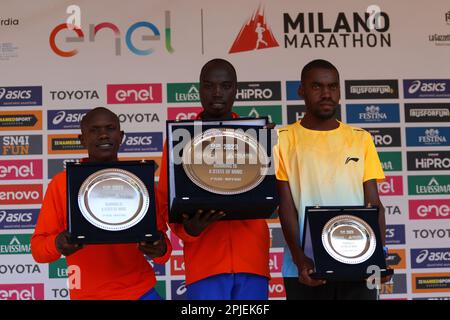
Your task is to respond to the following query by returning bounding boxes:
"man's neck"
[199,111,233,120]
[87,157,118,162]
[300,114,339,131]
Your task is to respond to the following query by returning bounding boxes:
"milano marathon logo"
[229,6,279,54]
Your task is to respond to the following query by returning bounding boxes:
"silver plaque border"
[78,168,149,231]
[321,214,376,265]
[181,128,269,195]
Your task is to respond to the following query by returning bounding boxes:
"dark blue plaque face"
[66,161,159,244]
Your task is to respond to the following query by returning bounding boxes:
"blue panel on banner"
[286,81,302,101]
[411,248,450,269]
[406,127,450,146]
[0,209,39,230]
[404,79,450,98]
[0,86,42,106]
[171,280,187,300]
[48,109,89,130]
[119,132,163,153]
[346,103,400,123]
[386,224,406,245]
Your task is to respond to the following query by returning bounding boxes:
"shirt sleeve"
[153,179,173,265]
[363,131,385,182]
[156,141,200,243]
[274,129,289,181]
[31,173,65,263]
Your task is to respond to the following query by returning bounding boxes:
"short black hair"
[301,59,339,83]
[200,58,237,83]
[80,107,119,132]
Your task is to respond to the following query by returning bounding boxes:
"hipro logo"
[229,6,279,54]
[49,11,174,57]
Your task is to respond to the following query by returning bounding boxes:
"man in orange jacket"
[158,59,270,299]
[31,107,172,300]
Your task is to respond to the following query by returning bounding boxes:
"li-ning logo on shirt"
[345,157,359,164]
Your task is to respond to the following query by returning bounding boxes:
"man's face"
[79,111,124,162]
[199,63,237,119]
[299,68,340,120]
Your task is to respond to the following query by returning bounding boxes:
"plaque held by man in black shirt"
[302,205,393,281]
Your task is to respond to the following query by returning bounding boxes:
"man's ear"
[119,130,124,144]
[78,134,86,148]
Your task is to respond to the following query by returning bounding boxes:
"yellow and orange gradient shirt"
[274,120,385,277]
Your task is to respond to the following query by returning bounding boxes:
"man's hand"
[182,209,226,237]
[381,264,394,284]
[55,231,84,256]
[295,255,326,287]
[138,232,167,259]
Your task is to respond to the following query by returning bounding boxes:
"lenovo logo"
[0,185,42,205]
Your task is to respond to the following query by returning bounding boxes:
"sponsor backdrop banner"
[0,0,449,300]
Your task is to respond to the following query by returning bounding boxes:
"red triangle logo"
[229,7,279,54]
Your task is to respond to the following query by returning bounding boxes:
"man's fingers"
[203,210,225,222]
[199,209,216,221]
[299,269,326,287]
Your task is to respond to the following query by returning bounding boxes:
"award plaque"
[66,161,159,244]
[182,128,269,195]
[167,117,278,223]
[302,206,393,281]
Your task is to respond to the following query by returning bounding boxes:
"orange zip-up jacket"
[158,112,270,285]
[31,169,172,300]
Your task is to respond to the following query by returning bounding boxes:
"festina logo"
[359,105,387,120]
[419,129,447,144]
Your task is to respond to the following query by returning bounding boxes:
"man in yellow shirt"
[274,59,389,299]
